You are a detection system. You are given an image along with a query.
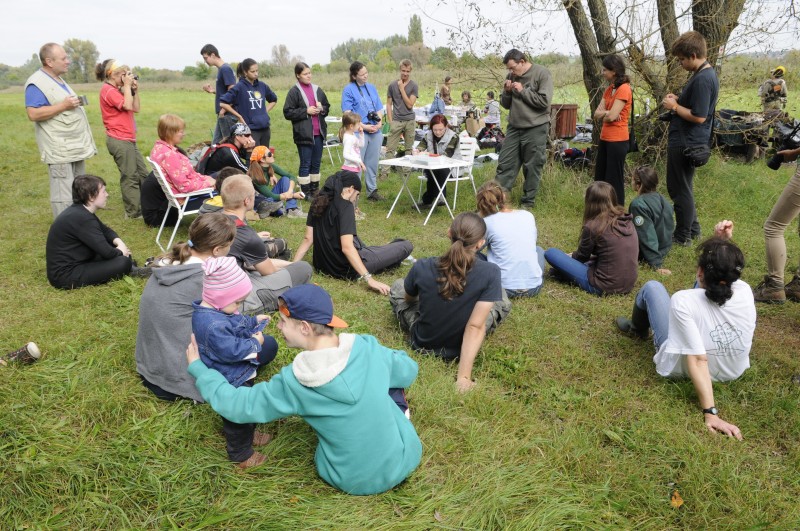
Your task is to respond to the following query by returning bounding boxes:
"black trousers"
[421,168,450,205]
[666,146,701,242]
[594,139,629,205]
[359,239,413,275]
[53,254,132,290]
[222,380,257,463]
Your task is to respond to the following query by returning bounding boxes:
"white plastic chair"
[324,135,342,165]
[417,135,478,211]
[147,157,215,252]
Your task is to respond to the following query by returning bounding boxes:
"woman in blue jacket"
[220,58,278,148]
[341,61,384,202]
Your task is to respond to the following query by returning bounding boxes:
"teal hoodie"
[189,333,421,495]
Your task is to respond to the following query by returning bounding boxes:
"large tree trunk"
[563,0,605,150]
[692,0,747,66]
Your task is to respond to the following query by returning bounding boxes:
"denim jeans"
[544,247,603,295]
[362,131,383,194]
[296,136,324,177]
[635,280,671,349]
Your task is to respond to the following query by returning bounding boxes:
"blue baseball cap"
[279,285,348,328]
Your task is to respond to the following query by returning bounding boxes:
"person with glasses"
[204,122,256,175]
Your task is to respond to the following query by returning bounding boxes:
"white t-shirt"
[654,280,756,381]
[484,210,542,290]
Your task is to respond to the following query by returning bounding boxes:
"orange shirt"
[599,83,631,142]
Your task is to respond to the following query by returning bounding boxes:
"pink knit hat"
[202,256,252,311]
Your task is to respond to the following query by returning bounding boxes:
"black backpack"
[195,143,237,175]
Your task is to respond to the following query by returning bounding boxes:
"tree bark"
[692,0,746,66]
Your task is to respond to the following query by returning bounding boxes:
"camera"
[658,111,674,122]
[77,95,88,106]
[366,111,381,124]
[767,122,800,170]
[132,74,139,81]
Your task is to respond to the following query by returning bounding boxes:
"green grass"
[1,82,800,529]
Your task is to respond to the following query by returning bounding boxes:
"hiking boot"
[784,274,800,302]
[1,342,41,366]
[257,200,283,219]
[286,207,307,219]
[237,451,267,470]
[253,431,274,446]
[615,302,650,339]
[367,190,384,201]
[753,276,786,304]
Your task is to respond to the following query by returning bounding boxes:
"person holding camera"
[753,145,800,303]
[662,31,718,246]
[342,62,385,202]
[25,42,97,218]
[96,59,149,219]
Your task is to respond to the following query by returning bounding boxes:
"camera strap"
[355,82,376,113]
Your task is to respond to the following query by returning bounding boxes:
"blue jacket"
[191,301,277,387]
[220,78,278,131]
[189,333,421,495]
[341,82,384,125]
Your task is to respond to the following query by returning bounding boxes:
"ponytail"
[476,180,507,218]
[437,213,486,300]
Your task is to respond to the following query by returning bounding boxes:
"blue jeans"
[362,131,383,194]
[635,280,671,349]
[296,136,324,177]
[260,176,298,212]
[544,247,603,295]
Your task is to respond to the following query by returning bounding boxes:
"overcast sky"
[2,1,795,70]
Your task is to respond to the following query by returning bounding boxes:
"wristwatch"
[702,407,718,416]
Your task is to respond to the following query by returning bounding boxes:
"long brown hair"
[583,181,624,236]
[475,180,507,218]
[160,213,236,264]
[247,146,275,186]
[437,212,486,301]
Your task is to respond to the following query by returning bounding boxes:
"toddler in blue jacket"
[191,256,278,469]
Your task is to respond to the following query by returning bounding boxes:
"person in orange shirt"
[593,54,632,205]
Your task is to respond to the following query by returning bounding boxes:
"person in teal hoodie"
[186,284,422,495]
[629,166,674,275]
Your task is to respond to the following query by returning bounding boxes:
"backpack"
[195,143,238,175]
[428,91,446,117]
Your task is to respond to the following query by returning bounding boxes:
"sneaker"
[671,236,692,247]
[253,431,274,446]
[1,342,41,366]
[785,274,800,302]
[286,207,306,219]
[237,451,267,470]
[257,200,283,219]
[753,275,786,304]
[129,265,153,279]
[367,190,384,201]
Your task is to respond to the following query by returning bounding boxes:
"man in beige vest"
[25,43,97,218]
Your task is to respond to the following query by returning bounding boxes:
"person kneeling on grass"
[293,170,413,295]
[46,174,150,289]
[389,212,512,392]
[615,221,755,440]
[186,284,422,494]
[192,256,278,469]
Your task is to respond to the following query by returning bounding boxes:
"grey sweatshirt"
[135,262,205,402]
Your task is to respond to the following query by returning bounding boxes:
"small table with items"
[378,154,471,225]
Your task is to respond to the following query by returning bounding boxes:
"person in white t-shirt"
[615,220,755,440]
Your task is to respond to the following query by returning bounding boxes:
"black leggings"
[594,139,629,205]
[52,255,132,290]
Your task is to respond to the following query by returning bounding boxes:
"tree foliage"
[63,38,99,83]
[330,35,409,63]
[408,14,424,44]
[182,61,212,81]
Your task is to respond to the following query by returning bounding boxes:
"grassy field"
[1,79,800,529]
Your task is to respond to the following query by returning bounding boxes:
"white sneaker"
[286,207,307,219]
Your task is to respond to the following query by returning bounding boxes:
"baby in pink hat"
[191,256,278,469]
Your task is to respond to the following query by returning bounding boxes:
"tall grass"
[0,80,799,529]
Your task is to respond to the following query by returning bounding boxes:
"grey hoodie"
[135,262,205,402]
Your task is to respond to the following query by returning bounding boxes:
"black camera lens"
[767,153,784,170]
[133,75,139,81]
